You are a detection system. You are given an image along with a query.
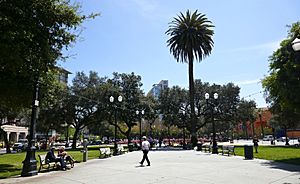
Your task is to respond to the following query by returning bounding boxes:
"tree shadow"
[260,158,300,172]
[0,164,20,179]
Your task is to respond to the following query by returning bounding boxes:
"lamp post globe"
[109,96,114,103]
[118,95,123,102]
[214,93,218,100]
[205,93,209,100]
[292,37,300,52]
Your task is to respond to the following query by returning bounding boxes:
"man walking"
[140,136,150,166]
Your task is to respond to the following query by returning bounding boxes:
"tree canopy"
[262,21,300,128]
[0,0,97,109]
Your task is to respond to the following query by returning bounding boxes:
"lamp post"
[21,79,39,177]
[136,110,145,149]
[182,110,187,149]
[205,92,219,154]
[109,95,123,155]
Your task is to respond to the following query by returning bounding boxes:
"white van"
[263,135,273,141]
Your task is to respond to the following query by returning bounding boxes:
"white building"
[148,80,168,99]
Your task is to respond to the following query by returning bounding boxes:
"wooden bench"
[221,145,235,156]
[38,154,57,172]
[202,144,212,153]
[99,147,112,158]
[117,144,128,155]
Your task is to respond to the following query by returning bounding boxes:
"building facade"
[147,80,168,99]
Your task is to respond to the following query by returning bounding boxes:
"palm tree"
[166,10,214,147]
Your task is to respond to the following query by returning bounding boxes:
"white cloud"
[129,0,157,13]
[236,79,261,85]
[221,40,282,53]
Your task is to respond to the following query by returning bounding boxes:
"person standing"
[253,136,259,153]
[140,136,150,166]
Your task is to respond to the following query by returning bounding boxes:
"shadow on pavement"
[260,159,300,172]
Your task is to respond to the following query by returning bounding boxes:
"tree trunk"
[244,122,249,140]
[125,127,132,147]
[168,126,171,146]
[72,127,80,149]
[1,128,11,153]
[188,57,197,147]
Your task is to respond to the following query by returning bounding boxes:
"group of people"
[46,136,151,169]
[46,146,75,171]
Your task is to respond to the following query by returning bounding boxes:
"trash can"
[244,145,253,160]
[82,150,88,162]
[82,139,88,162]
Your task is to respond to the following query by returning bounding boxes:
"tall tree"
[66,71,106,149]
[236,99,256,139]
[158,86,190,146]
[0,0,97,108]
[166,10,214,146]
[262,22,300,121]
[143,95,159,138]
[108,72,144,145]
[0,0,98,152]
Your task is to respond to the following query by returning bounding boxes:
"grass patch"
[233,146,300,165]
[0,147,102,179]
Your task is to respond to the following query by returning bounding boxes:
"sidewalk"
[1,150,300,184]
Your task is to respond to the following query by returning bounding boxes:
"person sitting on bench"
[58,147,75,168]
[46,147,66,170]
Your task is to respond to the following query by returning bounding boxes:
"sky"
[59,0,300,108]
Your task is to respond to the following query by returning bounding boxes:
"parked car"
[89,140,103,145]
[277,137,289,142]
[263,135,274,141]
[12,139,28,152]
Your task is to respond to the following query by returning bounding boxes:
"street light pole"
[110,95,122,155]
[182,111,186,149]
[136,110,144,149]
[205,92,219,154]
[21,79,39,177]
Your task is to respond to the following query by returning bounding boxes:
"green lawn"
[233,146,300,165]
[0,148,102,179]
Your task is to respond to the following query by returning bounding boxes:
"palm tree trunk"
[188,58,197,147]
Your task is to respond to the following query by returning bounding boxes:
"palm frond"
[166,9,214,63]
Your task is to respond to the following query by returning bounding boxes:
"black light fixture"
[205,92,219,154]
[109,95,122,155]
[136,109,145,149]
[21,79,39,177]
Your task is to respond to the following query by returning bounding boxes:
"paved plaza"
[1,150,300,184]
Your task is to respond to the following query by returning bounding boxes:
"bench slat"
[221,145,235,156]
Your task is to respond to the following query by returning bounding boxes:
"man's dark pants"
[140,150,150,166]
